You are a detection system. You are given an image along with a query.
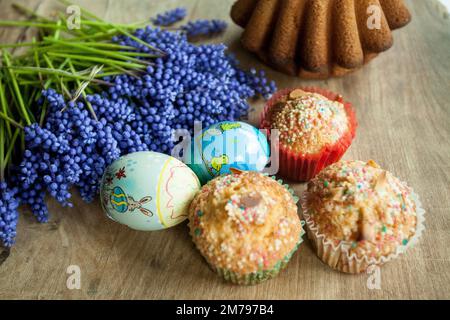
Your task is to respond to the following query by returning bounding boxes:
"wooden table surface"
[0,0,449,300]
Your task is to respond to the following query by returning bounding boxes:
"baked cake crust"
[305,160,418,260]
[231,0,411,78]
[188,171,302,274]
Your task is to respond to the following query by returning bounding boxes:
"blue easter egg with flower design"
[184,121,270,184]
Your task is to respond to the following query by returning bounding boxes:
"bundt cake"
[231,0,411,78]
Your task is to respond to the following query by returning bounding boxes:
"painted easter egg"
[110,186,128,213]
[184,121,270,184]
[100,151,201,231]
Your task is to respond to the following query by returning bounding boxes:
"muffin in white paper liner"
[300,188,425,274]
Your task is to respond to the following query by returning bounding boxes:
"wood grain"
[0,0,449,300]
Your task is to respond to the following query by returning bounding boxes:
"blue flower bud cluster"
[151,7,187,26]
[14,89,122,228]
[0,182,19,247]
[181,19,228,38]
[3,25,276,247]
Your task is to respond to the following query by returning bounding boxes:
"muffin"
[260,87,357,181]
[301,160,425,273]
[188,170,304,285]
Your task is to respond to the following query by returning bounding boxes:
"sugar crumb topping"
[306,160,418,259]
[188,171,302,273]
[270,91,348,154]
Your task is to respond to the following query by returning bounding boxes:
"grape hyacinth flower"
[0,182,19,247]
[181,19,228,38]
[8,23,276,244]
[151,7,187,26]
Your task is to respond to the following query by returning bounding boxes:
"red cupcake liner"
[260,87,357,182]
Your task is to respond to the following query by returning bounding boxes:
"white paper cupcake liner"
[300,185,426,274]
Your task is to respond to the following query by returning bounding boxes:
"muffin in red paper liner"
[260,87,357,182]
[301,160,425,274]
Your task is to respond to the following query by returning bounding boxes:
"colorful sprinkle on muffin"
[261,87,357,182]
[301,160,425,273]
[270,89,349,154]
[188,171,304,284]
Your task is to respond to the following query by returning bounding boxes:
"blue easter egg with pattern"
[184,121,270,184]
[110,186,129,213]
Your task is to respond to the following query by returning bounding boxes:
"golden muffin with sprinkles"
[260,87,357,182]
[188,170,304,285]
[301,160,425,274]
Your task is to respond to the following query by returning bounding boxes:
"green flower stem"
[4,127,21,167]
[44,39,152,64]
[47,52,147,69]
[80,20,141,30]
[96,71,128,77]
[115,26,165,55]
[20,127,25,151]
[26,87,39,109]
[67,29,119,42]
[41,40,140,51]
[110,51,157,58]
[8,66,112,85]
[108,65,142,78]
[0,73,5,178]
[0,111,24,129]
[32,37,43,84]
[39,101,47,127]
[42,54,72,98]
[35,46,157,59]
[3,72,35,127]
[68,60,98,120]
[61,42,138,50]
[43,48,156,62]
[34,57,67,108]
[60,58,72,70]
[76,65,116,75]
[0,75,12,138]
[54,20,62,40]
[0,121,4,180]
[2,51,32,126]
[34,41,158,58]
[0,20,64,29]
[66,60,98,68]
[3,73,20,110]
[35,59,64,105]
[18,80,43,85]
[0,42,39,49]
[22,85,31,107]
